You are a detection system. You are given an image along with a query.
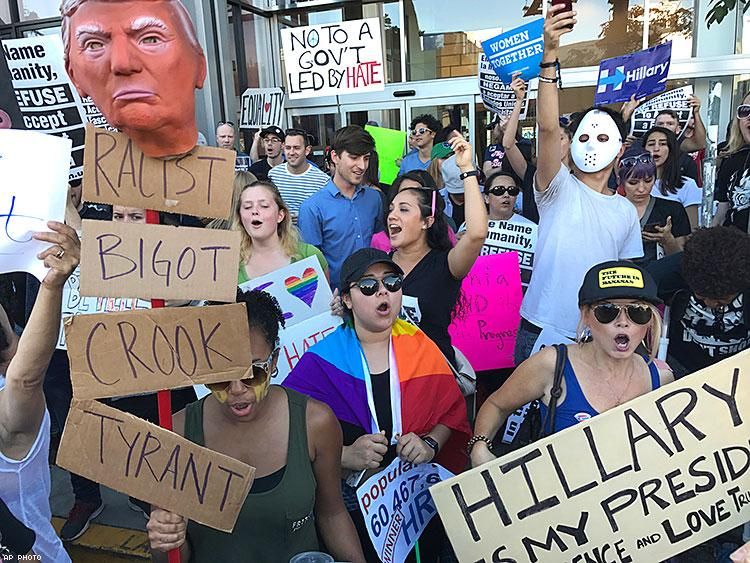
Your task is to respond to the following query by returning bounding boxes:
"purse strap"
[538,343,568,439]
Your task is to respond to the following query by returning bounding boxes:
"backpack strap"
[538,343,568,438]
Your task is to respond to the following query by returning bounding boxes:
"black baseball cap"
[340,249,403,292]
[260,126,285,141]
[578,261,662,307]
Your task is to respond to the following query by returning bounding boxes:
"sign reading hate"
[430,350,750,563]
[58,399,255,532]
[64,304,252,400]
[79,220,240,302]
[239,87,285,129]
[82,125,236,219]
[281,18,384,99]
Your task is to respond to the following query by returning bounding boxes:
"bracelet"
[539,59,559,68]
[459,170,480,181]
[538,59,563,89]
[538,75,559,84]
[467,435,493,455]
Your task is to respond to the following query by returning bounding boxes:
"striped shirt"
[268,163,330,216]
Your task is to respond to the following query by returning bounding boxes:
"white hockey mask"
[571,110,623,173]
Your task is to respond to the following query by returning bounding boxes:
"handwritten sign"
[57,399,255,532]
[365,125,406,185]
[276,312,342,384]
[448,253,523,371]
[595,42,672,105]
[281,18,384,99]
[430,350,750,563]
[480,217,537,291]
[57,266,151,349]
[481,19,544,84]
[64,304,252,400]
[81,125,235,219]
[0,129,71,281]
[239,87,284,129]
[79,220,240,302]
[631,86,693,139]
[478,54,529,119]
[356,458,454,563]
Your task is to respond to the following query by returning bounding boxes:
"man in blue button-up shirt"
[299,126,384,290]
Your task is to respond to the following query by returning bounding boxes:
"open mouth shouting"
[614,333,631,352]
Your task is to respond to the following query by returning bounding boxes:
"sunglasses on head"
[351,274,403,296]
[487,186,520,197]
[737,105,750,120]
[620,154,653,168]
[411,127,432,136]
[217,121,235,128]
[593,303,653,325]
[205,349,278,393]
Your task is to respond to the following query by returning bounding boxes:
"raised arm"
[502,76,530,179]
[249,130,261,162]
[681,96,707,153]
[535,3,576,191]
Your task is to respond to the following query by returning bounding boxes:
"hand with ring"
[32,221,80,288]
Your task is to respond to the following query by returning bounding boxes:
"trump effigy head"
[61,0,207,158]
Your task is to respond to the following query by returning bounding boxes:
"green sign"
[365,125,406,185]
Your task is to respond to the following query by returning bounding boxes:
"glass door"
[286,106,341,166]
[406,95,477,153]
[339,101,404,131]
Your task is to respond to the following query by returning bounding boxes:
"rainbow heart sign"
[285,268,319,307]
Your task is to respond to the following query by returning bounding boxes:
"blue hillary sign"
[481,19,544,84]
[594,42,673,105]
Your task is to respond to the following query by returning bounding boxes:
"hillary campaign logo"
[594,42,672,105]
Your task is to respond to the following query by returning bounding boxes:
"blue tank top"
[538,355,661,434]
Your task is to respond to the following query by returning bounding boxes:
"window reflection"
[647,0,694,59]
[1,0,11,25]
[16,0,57,21]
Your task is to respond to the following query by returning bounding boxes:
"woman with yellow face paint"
[146,290,366,563]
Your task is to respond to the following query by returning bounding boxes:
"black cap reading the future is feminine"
[340,248,404,292]
[578,261,662,307]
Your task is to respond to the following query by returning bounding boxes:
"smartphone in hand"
[551,0,574,28]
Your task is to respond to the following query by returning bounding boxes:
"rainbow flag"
[283,319,470,473]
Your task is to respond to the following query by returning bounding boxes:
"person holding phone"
[713,92,750,232]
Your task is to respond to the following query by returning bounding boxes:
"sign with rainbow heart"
[239,256,332,327]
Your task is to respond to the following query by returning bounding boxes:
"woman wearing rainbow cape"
[283,247,471,562]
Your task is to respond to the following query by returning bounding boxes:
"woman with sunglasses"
[284,248,471,562]
[618,151,691,266]
[147,290,365,563]
[642,126,702,230]
[713,95,750,233]
[470,261,672,467]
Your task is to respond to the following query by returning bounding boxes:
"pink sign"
[448,253,523,371]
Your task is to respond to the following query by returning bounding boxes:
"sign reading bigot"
[65,304,253,400]
[430,350,750,563]
[57,399,255,532]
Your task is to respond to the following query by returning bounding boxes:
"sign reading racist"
[239,87,285,129]
[430,350,750,563]
[79,220,241,302]
[64,304,252,400]
[57,399,255,532]
[281,18,385,99]
[82,125,236,219]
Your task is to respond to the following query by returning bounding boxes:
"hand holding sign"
[147,509,188,553]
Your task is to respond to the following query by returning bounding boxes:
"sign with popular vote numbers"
[275,312,342,384]
[365,125,406,185]
[0,129,70,281]
[481,19,544,85]
[79,219,241,302]
[478,55,529,119]
[480,217,538,291]
[430,350,750,563]
[58,399,255,532]
[631,85,694,139]
[595,42,672,105]
[281,18,385,99]
[57,266,151,349]
[239,87,285,129]
[64,304,253,400]
[448,253,523,371]
[357,457,454,563]
[82,125,236,220]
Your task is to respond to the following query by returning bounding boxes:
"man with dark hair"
[299,126,384,290]
[249,126,285,181]
[399,114,441,175]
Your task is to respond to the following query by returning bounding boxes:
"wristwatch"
[421,436,440,458]
[459,169,480,181]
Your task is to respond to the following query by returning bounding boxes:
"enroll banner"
[595,42,672,105]
[430,350,750,563]
[281,18,384,99]
[481,19,544,85]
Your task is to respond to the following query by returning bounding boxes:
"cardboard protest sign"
[57,266,151,349]
[365,125,406,185]
[239,256,332,327]
[79,220,240,302]
[82,125,235,219]
[431,350,750,563]
[631,86,693,138]
[64,304,252,400]
[0,49,23,130]
[0,129,70,281]
[478,54,529,119]
[58,399,254,532]
[276,312,342,384]
[281,18,384,99]
[448,253,523,371]
[356,458,454,563]
[481,19,544,84]
[239,87,285,129]
[480,217,538,290]
[595,42,672,105]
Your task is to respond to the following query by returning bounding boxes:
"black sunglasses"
[737,105,750,119]
[217,121,235,128]
[487,186,520,197]
[593,303,653,325]
[620,154,653,168]
[351,274,403,296]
